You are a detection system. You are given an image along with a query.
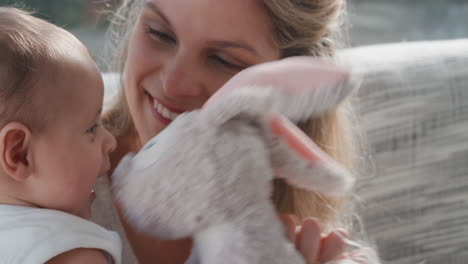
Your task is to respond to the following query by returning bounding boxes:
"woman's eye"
[145,26,175,43]
[86,124,99,134]
[211,55,244,71]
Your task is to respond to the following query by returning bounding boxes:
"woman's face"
[124,0,281,144]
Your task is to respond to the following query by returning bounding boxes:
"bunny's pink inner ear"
[202,57,351,110]
[269,114,320,163]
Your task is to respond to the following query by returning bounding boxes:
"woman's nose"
[160,56,204,98]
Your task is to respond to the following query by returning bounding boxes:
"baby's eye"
[86,123,99,134]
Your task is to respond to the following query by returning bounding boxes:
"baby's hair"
[0,7,82,132]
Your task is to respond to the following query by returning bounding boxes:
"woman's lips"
[146,93,183,125]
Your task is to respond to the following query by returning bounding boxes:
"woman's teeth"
[153,99,180,120]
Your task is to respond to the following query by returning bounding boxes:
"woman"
[99,0,378,263]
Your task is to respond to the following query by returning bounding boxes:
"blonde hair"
[103,0,359,230]
[0,7,82,132]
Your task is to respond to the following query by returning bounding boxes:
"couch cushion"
[338,39,468,264]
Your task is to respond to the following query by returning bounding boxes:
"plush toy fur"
[112,57,359,264]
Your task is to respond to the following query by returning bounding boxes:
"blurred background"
[1,0,467,70]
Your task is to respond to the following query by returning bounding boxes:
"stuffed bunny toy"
[112,57,359,264]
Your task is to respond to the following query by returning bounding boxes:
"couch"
[338,38,468,264]
[99,38,468,263]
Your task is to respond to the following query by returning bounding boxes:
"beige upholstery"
[339,39,468,264]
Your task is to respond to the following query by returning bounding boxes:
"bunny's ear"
[268,114,354,196]
[200,56,359,128]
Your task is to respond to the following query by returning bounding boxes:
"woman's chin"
[139,124,167,145]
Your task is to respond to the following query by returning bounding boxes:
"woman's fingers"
[318,229,349,263]
[297,218,321,264]
[280,215,351,264]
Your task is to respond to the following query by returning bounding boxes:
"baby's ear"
[268,115,354,196]
[0,122,33,181]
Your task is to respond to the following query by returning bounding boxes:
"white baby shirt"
[0,205,122,264]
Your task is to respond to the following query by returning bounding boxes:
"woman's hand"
[280,214,349,264]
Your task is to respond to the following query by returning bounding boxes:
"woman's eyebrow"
[144,1,173,29]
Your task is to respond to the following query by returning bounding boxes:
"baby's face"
[29,47,116,219]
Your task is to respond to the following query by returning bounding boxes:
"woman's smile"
[145,91,184,125]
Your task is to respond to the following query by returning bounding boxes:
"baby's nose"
[103,129,117,153]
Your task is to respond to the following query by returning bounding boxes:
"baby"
[0,7,121,264]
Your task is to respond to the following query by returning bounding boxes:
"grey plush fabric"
[338,39,468,264]
[96,39,468,264]
[111,59,359,264]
